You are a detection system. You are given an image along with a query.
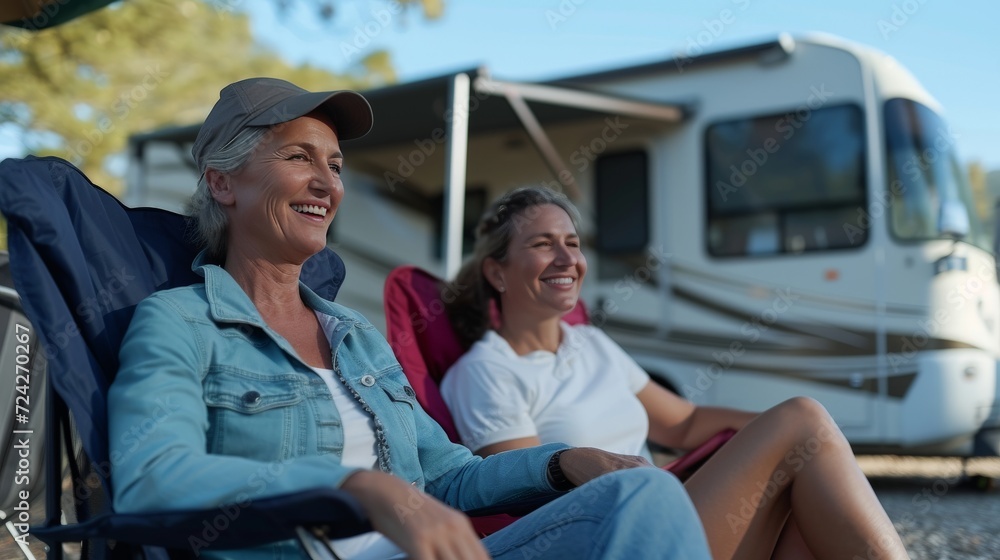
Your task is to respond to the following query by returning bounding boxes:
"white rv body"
[126,34,999,455]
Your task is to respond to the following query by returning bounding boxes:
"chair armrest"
[662,428,737,481]
[29,487,372,551]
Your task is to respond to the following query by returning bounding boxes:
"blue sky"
[250,0,1000,169]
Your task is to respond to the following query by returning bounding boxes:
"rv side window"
[595,151,649,254]
[705,104,867,257]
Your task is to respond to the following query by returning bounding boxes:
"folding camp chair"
[0,156,371,559]
[382,265,735,486]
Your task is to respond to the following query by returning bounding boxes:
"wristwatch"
[546,450,575,491]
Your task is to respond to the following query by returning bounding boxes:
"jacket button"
[360,375,376,387]
[242,391,262,405]
[404,386,415,397]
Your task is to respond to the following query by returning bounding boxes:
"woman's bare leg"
[771,516,815,560]
[684,397,907,560]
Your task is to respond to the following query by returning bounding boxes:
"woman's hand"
[340,470,489,560]
[557,447,653,487]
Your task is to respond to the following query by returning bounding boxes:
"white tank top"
[313,312,405,560]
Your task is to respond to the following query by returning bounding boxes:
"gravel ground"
[859,455,1000,560]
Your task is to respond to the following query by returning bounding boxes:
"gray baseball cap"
[191,77,373,171]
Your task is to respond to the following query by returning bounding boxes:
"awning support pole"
[442,73,471,280]
[501,88,581,199]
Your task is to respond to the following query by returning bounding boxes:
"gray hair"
[447,186,582,348]
[186,126,270,260]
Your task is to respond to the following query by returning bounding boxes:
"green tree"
[0,0,397,196]
[260,0,444,21]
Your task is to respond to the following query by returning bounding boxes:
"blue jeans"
[483,468,710,560]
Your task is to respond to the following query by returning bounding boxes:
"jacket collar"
[191,249,352,334]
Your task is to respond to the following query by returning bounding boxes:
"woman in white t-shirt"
[441,187,907,560]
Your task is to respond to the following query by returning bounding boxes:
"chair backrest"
[0,156,347,537]
[383,265,587,443]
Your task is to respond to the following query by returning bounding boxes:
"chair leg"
[4,521,38,559]
[44,377,63,560]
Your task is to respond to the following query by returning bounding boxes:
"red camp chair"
[383,265,735,533]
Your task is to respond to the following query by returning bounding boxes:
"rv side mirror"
[939,198,970,240]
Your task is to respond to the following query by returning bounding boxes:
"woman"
[106,78,712,560]
[441,186,909,560]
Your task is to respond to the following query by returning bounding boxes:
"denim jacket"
[108,257,566,559]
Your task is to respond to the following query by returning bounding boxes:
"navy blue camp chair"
[0,156,370,559]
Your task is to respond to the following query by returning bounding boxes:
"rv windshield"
[884,98,988,250]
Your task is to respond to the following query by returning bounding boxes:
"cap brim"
[246,90,374,141]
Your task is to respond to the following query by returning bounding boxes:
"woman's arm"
[476,436,541,457]
[637,381,757,451]
[340,470,489,560]
[439,359,542,457]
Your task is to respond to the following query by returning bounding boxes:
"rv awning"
[348,68,688,151]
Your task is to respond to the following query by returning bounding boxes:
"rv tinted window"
[705,104,867,256]
[596,151,649,253]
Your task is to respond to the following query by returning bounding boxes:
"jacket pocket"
[203,369,306,461]
[382,383,417,409]
[376,377,420,447]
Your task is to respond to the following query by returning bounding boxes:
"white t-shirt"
[441,323,652,460]
[311,366,379,469]
[314,313,406,560]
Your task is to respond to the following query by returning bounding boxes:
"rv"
[126,33,999,456]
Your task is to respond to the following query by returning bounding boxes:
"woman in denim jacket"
[107,78,712,560]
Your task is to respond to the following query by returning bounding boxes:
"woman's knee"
[592,468,691,509]
[489,469,707,559]
[767,397,842,443]
[779,396,829,420]
[608,469,707,541]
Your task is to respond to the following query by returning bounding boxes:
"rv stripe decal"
[668,286,983,355]
[605,322,920,398]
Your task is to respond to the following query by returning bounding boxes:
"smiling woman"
[481,203,587,353]
[207,113,344,268]
[105,77,714,560]
[442,186,911,560]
